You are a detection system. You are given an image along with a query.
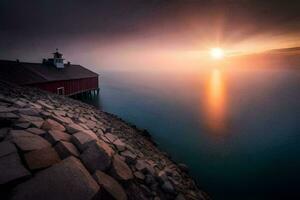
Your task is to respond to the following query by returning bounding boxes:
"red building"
[0,50,99,96]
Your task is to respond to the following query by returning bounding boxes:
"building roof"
[0,60,98,85]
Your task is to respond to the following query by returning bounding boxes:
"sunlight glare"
[210,48,224,60]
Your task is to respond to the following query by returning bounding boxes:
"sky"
[0,0,300,71]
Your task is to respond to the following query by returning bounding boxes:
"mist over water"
[82,67,300,199]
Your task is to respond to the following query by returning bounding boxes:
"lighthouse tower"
[51,49,64,68]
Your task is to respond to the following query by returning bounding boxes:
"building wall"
[27,77,98,96]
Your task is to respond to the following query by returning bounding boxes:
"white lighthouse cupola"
[52,49,64,68]
[46,48,64,68]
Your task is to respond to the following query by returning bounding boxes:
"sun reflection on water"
[205,68,227,136]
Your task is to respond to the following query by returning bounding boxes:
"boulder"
[28,102,42,109]
[0,106,18,113]
[7,130,33,139]
[113,139,126,151]
[36,100,54,110]
[11,156,99,200]
[0,141,17,157]
[78,117,87,123]
[52,115,73,124]
[19,108,40,116]
[72,131,97,151]
[80,140,113,173]
[45,130,71,144]
[121,150,137,165]
[24,147,61,170]
[110,155,133,181]
[52,110,66,117]
[104,133,118,143]
[178,163,189,173]
[55,141,80,159]
[12,132,51,152]
[157,170,168,183]
[31,120,44,128]
[86,120,97,129]
[14,100,27,108]
[0,153,31,184]
[175,194,186,200]
[0,128,9,141]
[19,114,43,123]
[134,171,145,180]
[26,127,46,135]
[161,181,175,194]
[0,112,19,119]
[42,119,66,131]
[135,160,149,173]
[93,170,127,200]
[66,123,86,134]
[14,122,31,129]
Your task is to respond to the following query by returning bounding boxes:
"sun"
[210,48,224,60]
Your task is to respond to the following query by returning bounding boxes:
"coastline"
[0,81,210,200]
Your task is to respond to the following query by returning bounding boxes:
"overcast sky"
[1,0,299,70]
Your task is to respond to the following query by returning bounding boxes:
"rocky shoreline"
[0,81,209,200]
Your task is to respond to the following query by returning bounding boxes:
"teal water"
[81,68,300,199]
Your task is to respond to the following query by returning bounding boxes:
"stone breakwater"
[0,81,209,200]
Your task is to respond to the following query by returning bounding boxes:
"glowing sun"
[210,48,224,60]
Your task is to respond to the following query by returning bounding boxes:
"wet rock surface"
[0,82,209,200]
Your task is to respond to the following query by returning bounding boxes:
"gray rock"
[0,106,18,113]
[52,115,73,124]
[175,194,186,200]
[135,160,149,172]
[78,117,87,123]
[80,140,113,173]
[24,147,61,170]
[19,114,43,123]
[42,119,66,131]
[0,128,9,140]
[161,181,175,194]
[145,174,156,186]
[52,110,66,117]
[0,141,17,157]
[0,153,31,184]
[134,171,145,180]
[0,112,19,119]
[28,102,42,109]
[45,130,71,144]
[14,122,31,129]
[55,141,80,159]
[26,127,46,135]
[121,150,137,165]
[72,131,97,151]
[7,129,33,139]
[110,155,133,181]
[12,132,51,152]
[178,163,189,173]
[40,111,51,117]
[36,100,54,110]
[86,120,97,129]
[31,120,44,128]
[113,139,126,151]
[105,133,118,143]
[14,100,27,108]
[66,123,86,134]
[19,108,40,116]
[11,156,99,200]
[93,170,127,200]
[157,171,168,183]
[78,123,90,130]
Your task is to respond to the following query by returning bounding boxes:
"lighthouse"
[51,48,64,68]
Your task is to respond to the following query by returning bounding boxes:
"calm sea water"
[81,67,300,200]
